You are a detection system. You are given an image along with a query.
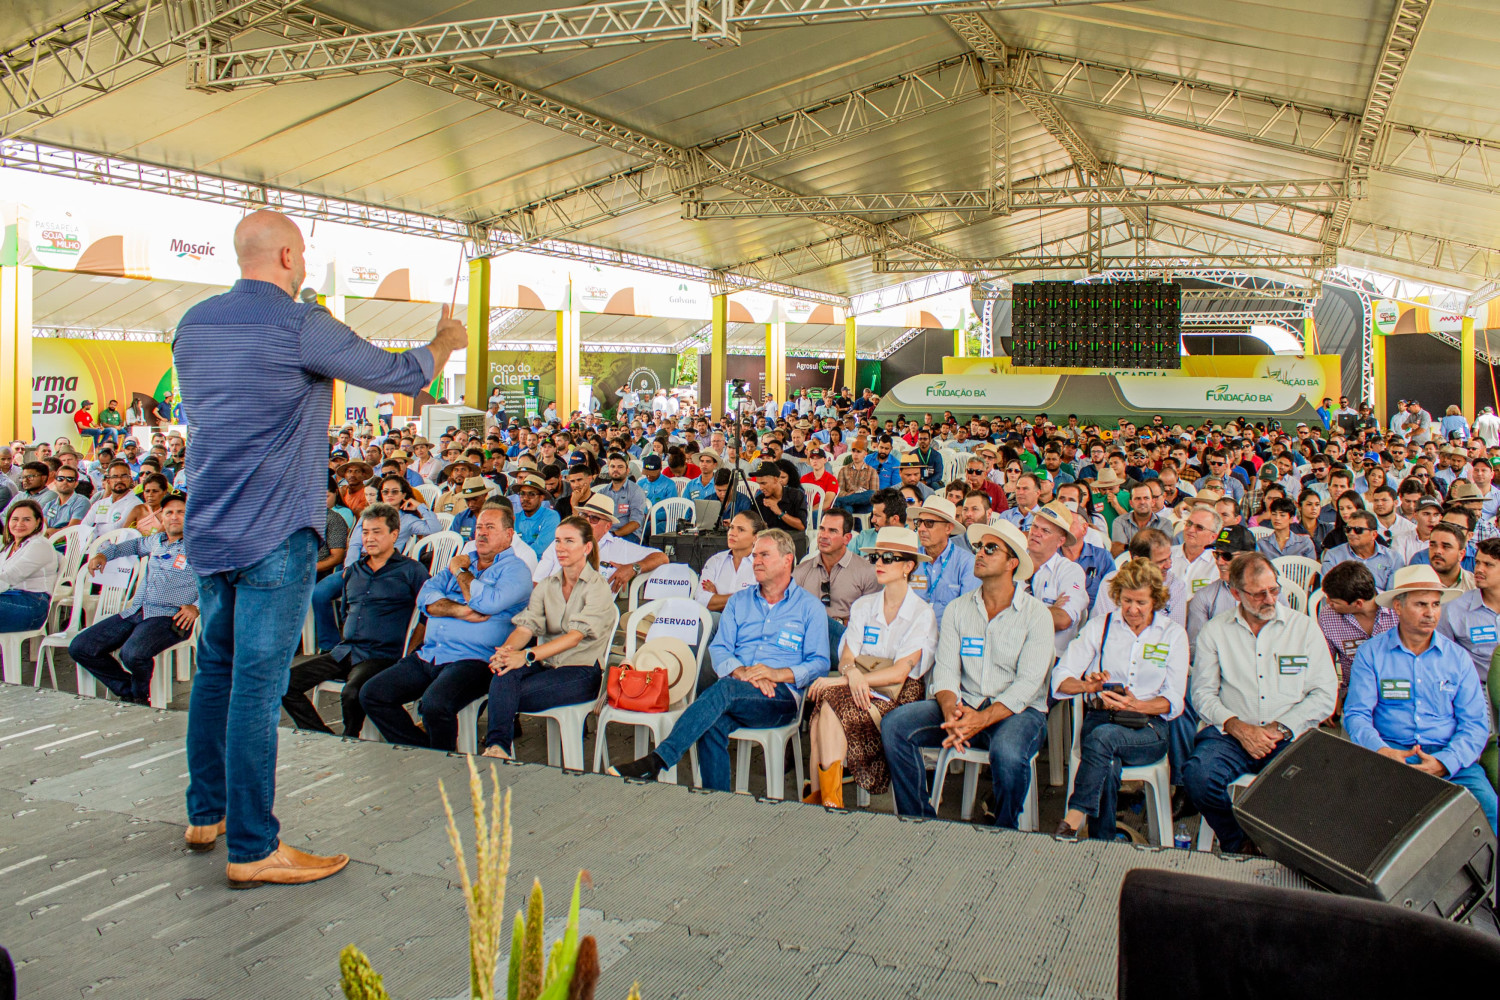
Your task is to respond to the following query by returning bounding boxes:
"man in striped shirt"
[172,210,467,890]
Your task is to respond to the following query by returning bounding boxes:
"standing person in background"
[374,393,396,434]
[172,209,465,889]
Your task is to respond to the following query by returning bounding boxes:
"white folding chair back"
[627,563,700,611]
[1272,555,1321,592]
[1279,577,1308,614]
[1306,587,1326,620]
[1248,525,1274,541]
[1114,550,1131,569]
[414,483,441,505]
[1063,694,1172,845]
[670,476,690,497]
[409,530,463,570]
[831,453,852,473]
[646,497,694,539]
[435,511,454,530]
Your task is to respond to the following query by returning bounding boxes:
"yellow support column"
[1462,316,1477,420]
[555,279,580,419]
[844,316,857,394]
[464,256,491,410]
[766,317,787,412]
[0,265,33,443]
[953,327,967,358]
[710,294,729,419]
[1372,327,1387,430]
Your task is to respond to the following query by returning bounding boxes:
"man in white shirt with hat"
[1025,500,1089,656]
[881,518,1055,828]
[1182,551,1337,853]
[1344,564,1497,834]
[907,495,978,626]
[531,490,666,592]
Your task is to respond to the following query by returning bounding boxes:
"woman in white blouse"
[1050,557,1188,840]
[0,500,61,632]
[804,526,938,808]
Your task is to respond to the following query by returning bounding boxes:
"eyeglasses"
[867,552,910,565]
[1213,550,1234,561]
[976,541,1006,555]
[1239,585,1281,600]
[912,517,946,528]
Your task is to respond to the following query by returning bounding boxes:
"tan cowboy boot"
[819,762,844,809]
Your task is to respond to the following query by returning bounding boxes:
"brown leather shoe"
[185,819,226,852]
[225,841,349,890]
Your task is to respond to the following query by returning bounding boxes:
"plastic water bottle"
[1173,821,1192,849]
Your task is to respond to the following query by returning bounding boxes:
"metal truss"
[875,327,926,359]
[190,0,1139,86]
[0,137,848,307]
[1181,310,1310,327]
[1464,282,1500,314]
[877,246,1323,277]
[1325,265,1467,312]
[1322,0,1431,274]
[0,0,308,141]
[32,325,173,341]
[848,271,977,317]
[1091,269,1320,302]
[1340,221,1500,285]
[685,176,1351,218]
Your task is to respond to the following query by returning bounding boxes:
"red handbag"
[607,664,669,712]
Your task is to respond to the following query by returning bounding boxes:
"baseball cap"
[1211,524,1257,554]
[642,455,662,471]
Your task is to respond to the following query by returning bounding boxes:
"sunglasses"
[1346,526,1372,535]
[819,580,831,606]
[975,541,1007,556]
[867,552,911,565]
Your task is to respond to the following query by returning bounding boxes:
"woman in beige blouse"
[483,516,616,759]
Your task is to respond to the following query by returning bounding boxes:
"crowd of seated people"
[8,391,1499,849]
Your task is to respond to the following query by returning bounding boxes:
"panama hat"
[629,637,698,708]
[898,451,924,468]
[457,476,491,499]
[579,490,620,523]
[866,526,930,562]
[1374,565,1463,608]
[911,495,963,529]
[1031,500,1074,537]
[1449,482,1485,503]
[964,518,1034,582]
[1092,467,1124,490]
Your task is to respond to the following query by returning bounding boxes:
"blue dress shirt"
[417,548,532,663]
[514,504,560,557]
[1320,543,1400,589]
[683,475,718,502]
[1344,628,1491,778]
[708,583,831,690]
[912,540,978,626]
[173,279,433,573]
[866,452,900,490]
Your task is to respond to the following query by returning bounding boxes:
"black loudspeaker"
[1233,729,1495,921]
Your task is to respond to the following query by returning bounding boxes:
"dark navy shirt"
[333,552,430,663]
[173,279,433,573]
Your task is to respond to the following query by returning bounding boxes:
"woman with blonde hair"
[803,526,937,807]
[1050,557,1188,840]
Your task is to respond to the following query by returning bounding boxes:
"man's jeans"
[881,701,1047,829]
[832,490,873,514]
[185,528,317,865]
[358,653,492,751]
[1181,727,1292,852]
[1167,698,1200,789]
[1444,761,1499,835]
[654,677,798,791]
[70,609,188,702]
[310,569,344,652]
[1066,710,1169,841]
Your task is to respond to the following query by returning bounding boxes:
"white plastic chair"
[67,527,141,623]
[804,484,826,519]
[409,530,463,571]
[1306,587,1326,620]
[148,618,200,709]
[627,564,700,611]
[646,497,694,539]
[46,525,90,629]
[831,453,852,474]
[729,688,805,801]
[68,559,147,697]
[414,483,441,506]
[1064,694,1172,845]
[1272,555,1321,592]
[435,511,454,530]
[1114,550,1131,569]
[1279,577,1308,614]
[1248,524,1274,541]
[1195,774,1256,851]
[592,598,713,783]
[929,744,1041,831]
[34,567,98,690]
[670,476,690,497]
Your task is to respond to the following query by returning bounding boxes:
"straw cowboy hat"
[1030,500,1074,537]
[629,637,698,708]
[1093,467,1125,490]
[964,518,1034,582]
[912,495,963,529]
[579,490,620,523]
[335,460,375,480]
[456,476,492,499]
[1374,565,1464,608]
[514,473,548,494]
[865,526,931,562]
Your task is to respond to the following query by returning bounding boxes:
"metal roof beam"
[1341,221,1500,284]
[0,0,307,141]
[189,0,1143,85]
[1321,0,1432,274]
[848,272,978,316]
[685,176,1351,218]
[876,251,1324,274]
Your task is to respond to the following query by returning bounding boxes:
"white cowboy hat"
[964,518,1035,582]
[630,637,698,708]
[1374,565,1464,608]
[911,495,963,530]
[865,526,930,562]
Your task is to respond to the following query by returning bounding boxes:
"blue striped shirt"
[100,533,198,618]
[173,279,434,574]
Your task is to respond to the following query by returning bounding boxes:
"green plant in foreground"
[340,757,639,1000]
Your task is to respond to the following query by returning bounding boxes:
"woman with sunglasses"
[803,526,937,807]
[1318,489,1368,553]
[1051,557,1187,840]
[0,499,60,634]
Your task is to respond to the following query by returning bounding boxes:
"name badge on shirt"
[1380,678,1413,701]
[775,629,803,652]
[171,554,187,570]
[910,572,929,590]
[960,636,985,658]
[1341,638,1365,655]
[1469,624,1498,645]
[863,625,881,645]
[1191,578,1211,593]
[1142,643,1170,662]
[617,501,630,517]
[1277,655,1307,675]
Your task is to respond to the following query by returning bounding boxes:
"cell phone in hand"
[1102,682,1127,694]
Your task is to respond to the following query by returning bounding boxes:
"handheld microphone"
[299,287,318,304]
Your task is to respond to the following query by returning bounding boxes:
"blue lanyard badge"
[1379,678,1413,701]
[1469,624,1498,645]
[960,636,985,659]
[775,629,803,652]
[863,625,881,645]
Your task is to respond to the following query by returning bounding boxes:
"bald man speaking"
[172,210,466,889]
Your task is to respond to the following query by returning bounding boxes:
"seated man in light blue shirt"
[1344,565,1497,834]
[682,449,721,502]
[1320,510,1400,590]
[639,454,680,534]
[360,506,532,752]
[512,472,560,558]
[607,529,829,791]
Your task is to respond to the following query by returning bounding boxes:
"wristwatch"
[524,651,536,666]
[1274,722,1292,741]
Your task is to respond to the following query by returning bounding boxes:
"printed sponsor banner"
[483,350,677,417]
[698,354,879,405]
[30,339,175,445]
[943,354,1342,405]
